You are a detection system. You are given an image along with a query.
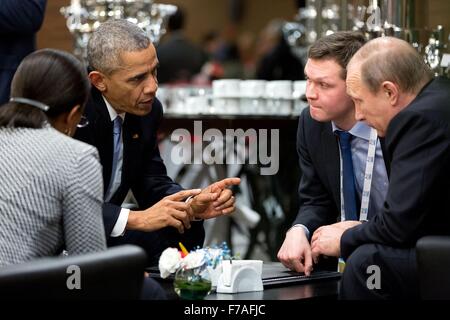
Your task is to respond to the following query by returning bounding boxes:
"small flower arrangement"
[158,242,233,279]
[159,242,235,300]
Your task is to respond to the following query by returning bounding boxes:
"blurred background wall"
[37,0,450,52]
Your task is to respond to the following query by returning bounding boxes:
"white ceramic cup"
[265,80,292,99]
[239,80,266,98]
[212,79,241,98]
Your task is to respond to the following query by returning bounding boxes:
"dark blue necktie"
[336,131,358,221]
[106,116,122,198]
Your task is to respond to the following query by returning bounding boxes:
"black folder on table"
[261,262,341,287]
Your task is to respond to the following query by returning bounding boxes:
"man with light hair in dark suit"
[313,36,450,299]
[278,32,389,276]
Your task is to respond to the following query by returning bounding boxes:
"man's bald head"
[348,37,433,95]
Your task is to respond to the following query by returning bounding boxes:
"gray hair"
[87,19,151,75]
[350,37,433,94]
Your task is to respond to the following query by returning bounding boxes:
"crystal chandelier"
[61,0,177,63]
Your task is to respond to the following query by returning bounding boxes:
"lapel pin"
[132,133,139,139]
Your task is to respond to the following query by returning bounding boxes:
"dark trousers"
[339,243,419,299]
[141,277,167,300]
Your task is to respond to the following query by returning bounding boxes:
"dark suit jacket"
[293,107,389,236]
[341,77,450,260]
[0,0,47,104]
[74,88,205,255]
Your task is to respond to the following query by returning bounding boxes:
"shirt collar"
[332,121,372,141]
[102,95,125,122]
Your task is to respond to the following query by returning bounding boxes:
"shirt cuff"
[288,224,310,240]
[110,208,130,237]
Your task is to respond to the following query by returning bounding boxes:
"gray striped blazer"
[0,126,107,266]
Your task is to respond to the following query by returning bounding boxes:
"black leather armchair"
[0,245,147,300]
[416,236,450,299]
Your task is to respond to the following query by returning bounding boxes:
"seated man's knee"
[340,244,380,299]
[345,244,379,273]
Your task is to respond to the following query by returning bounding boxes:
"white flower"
[159,248,182,278]
[181,251,206,269]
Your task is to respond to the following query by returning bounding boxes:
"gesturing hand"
[189,177,241,220]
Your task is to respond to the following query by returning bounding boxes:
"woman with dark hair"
[0,49,107,266]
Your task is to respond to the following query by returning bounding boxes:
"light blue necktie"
[336,131,358,221]
[106,116,122,198]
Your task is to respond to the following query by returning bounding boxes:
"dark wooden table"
[153,276,339,300]
[206,281,340,300]
[151,262,340,301]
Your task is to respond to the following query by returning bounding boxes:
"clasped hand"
[310,220,362,262]
[278,220,361,276]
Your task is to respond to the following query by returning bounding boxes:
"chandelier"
[61,0,177,62]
